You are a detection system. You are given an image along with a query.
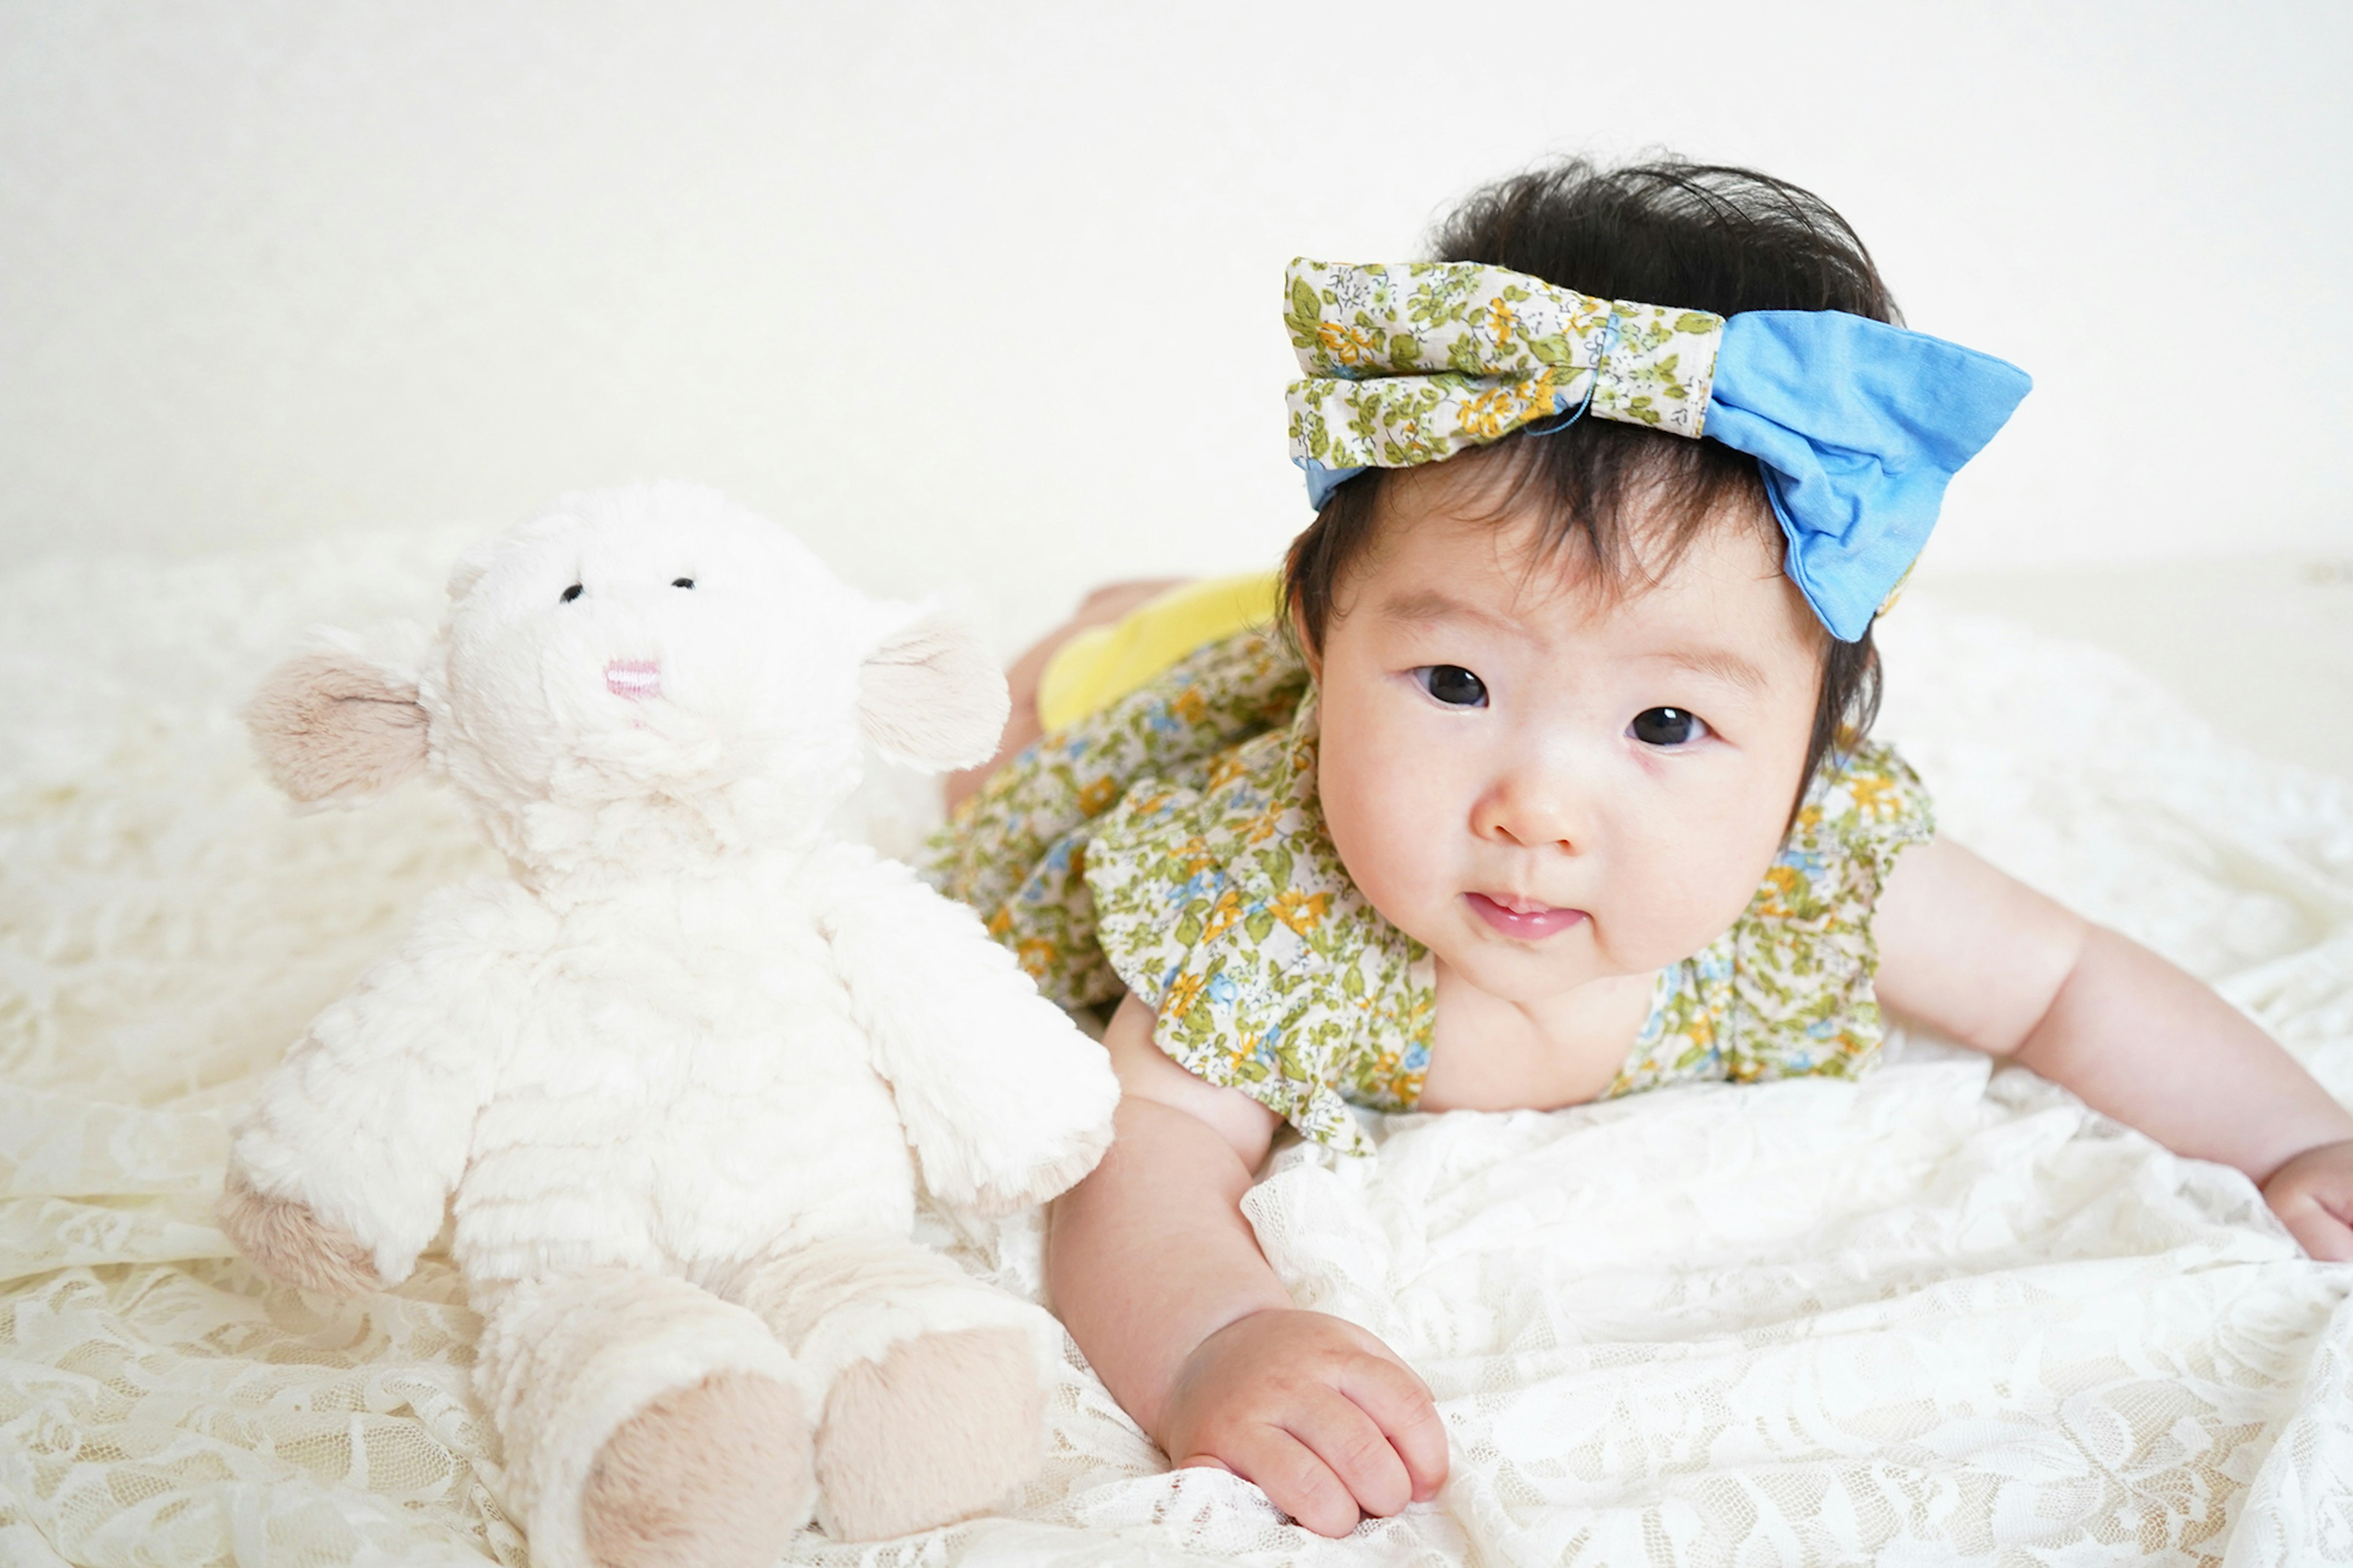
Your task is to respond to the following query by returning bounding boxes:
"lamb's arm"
[226,887,512,1289]
[816,844,1121,1213]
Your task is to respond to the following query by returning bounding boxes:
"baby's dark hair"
[1282,157,1896,817]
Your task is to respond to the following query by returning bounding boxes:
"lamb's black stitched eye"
[560,583,583,603]
[672,578,695,589]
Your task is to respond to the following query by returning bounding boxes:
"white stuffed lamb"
[218,483,1121,1568]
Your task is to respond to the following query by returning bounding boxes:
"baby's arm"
[1874,835,2353,1258]
[1048,994,1449,1537]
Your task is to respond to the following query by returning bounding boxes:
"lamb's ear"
[858,607,1009,772]
[244,624,432,805]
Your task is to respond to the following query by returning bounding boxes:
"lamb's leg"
[721,1234,1056,1540]
[474,1267,812,1568]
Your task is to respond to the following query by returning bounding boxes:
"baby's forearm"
[2017,925,2353,1183]
[1047,1096,1293,1439]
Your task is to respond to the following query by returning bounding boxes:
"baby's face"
[1312,468,1825,1005]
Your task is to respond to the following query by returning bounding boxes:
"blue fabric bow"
[1706,311,2032,640]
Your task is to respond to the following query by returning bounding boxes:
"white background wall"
[4,1,2349,639]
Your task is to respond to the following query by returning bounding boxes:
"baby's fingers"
[1337,1352,1450,1502]
[1281,1386,1412,1519]
[1182,1428,1360,1539]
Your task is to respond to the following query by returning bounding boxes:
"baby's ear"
[858,607,1009,772]
[245,624,432,805]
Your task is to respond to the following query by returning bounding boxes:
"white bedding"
[2,528,2349,1566]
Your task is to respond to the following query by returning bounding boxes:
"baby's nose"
[604,660,661,700]
[1477,762,1590,850]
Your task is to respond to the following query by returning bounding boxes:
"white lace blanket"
[2,531,2349,1566]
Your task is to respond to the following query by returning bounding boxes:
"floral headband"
[1283,259,2033,641]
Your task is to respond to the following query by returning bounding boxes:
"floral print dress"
[917,625,1934,1156]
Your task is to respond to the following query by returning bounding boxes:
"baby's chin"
[1425,924,1616,1004]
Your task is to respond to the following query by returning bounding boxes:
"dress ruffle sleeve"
[1084,702,1434,1156]
[1611,740,1937,1094]
[915,626,1305,1009]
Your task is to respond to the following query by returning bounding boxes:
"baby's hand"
[1158,1307,1448,1537]
[2263,1138,2353,1262]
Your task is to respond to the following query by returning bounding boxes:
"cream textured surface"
[2,528,2351,1566]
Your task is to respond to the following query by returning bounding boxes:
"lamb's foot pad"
[816,1325,1045,1539]
[582,1370,811,1568]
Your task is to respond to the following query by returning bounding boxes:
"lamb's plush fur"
[581,1371,811,1568]
[243,629,433,803]
[216,483,1121,1567]
[216,1170,383,1296]
[814,1327,1044,1540]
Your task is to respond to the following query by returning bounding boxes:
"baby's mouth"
[1464,891,1587,941]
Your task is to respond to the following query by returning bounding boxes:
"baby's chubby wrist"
[1126,1298,1294,1446]
[1152,1305,1295,1444]
[2260,1131,2353,1186]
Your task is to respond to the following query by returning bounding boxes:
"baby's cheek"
[1607,881,1739,971]
[1610,808,1783,963]
[1317,737,1452,925]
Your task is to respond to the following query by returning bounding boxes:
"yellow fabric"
[1036,572,1282,733]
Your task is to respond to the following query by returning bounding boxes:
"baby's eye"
[1629,706,1710,747]
[1417,665,1488,708]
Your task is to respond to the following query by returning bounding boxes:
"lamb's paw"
[816,1325,1044,1539]
[582,1371,813,1568]
[216,1172,384,1297]
[964,1121,1117,1217]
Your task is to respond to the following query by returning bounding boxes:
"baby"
[923,159,2353,1537]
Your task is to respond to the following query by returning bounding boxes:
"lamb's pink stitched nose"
[605,660,661,700]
